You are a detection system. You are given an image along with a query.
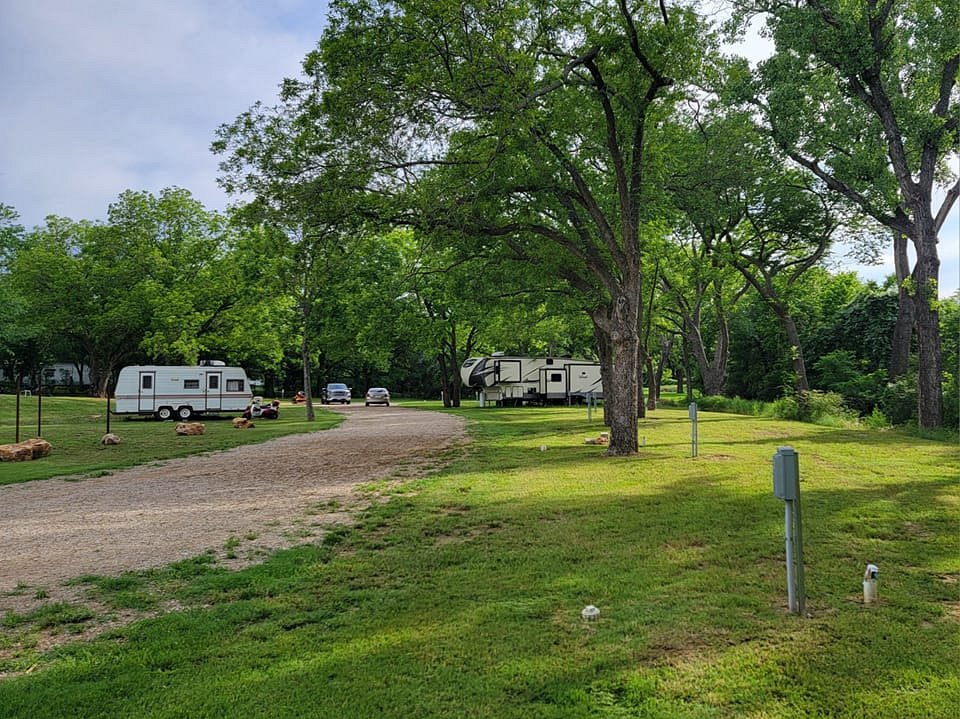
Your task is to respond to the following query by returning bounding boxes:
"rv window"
[550,373,563,382]
[226,379,244,392]
[184,379,200,390]
[141,376,153,390]
[208,375,220,390]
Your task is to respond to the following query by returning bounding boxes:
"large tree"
[309,0,714,454]
[9,191,267,395]
[729,0,959,427]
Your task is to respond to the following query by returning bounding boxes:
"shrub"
[771,394,800,420]
[690,395,764,416]
[800,390,857,423]
[943,372,959,430]
[863,406,890,429]
[880,375,918,425]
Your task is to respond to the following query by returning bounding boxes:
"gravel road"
[0,405,467,614]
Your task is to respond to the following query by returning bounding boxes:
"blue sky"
[1,1,956,296]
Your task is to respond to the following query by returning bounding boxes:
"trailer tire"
[176,406,193,420]
[156,407,173,421]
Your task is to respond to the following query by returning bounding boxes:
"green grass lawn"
[1,401,957,718]
[0,394,342,485]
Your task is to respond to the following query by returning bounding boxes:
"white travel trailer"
[114,363,253,420]
[461,354,603,406]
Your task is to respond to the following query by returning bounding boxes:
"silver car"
[364,387,390,406]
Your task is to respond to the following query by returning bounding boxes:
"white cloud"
[0,0,328,227]
[1,1,957,299]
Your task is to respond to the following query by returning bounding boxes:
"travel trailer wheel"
[156,406,174,421]
[176,406,193,420]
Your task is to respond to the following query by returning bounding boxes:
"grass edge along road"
[1,401,958,718]
[0,395,342,485]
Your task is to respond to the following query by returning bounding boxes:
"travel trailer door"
[205,371,223,411]
[138,370,156,412]
[539,367,568,400]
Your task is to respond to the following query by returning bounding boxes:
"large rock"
[0,437,51,461]
[100,433,122,445]
[0,444,33,462]
[175,422,205,436]
[23,437,52,458]
[232,417,254,429]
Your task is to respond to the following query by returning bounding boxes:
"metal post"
[773,446,805,616]
[794,491,806,615]
[689,402,698,457]
[784,500,796,613]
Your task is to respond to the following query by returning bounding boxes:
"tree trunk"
[686,322,728,396]
[779,312,810,393]
[594,287,640,456]
[301,333,315,421]
[637,346,647,419]
[606,329,639,455]
[673,286,729,397]
[681,337,693,402]
[595,323,612,426]
[645,356,657,410]
[437,352,452,408]
[654,335,673,399]
[889,233,914,380]
[87,347,103,398]
[912,215,943,427]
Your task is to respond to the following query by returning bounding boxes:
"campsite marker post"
[689,402,698,457]
[773,446,806,615]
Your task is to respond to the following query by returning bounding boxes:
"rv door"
[539,368,567,399]
[138,371,156,412]
[205,371,222,410]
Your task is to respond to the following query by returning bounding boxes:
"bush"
[880,375,917,425]
[694,395,764,416]
[862,406,890,429]
[771,394,801,421]
[770,390,857,424]
[943,372,959,430]
[801,390,858,423]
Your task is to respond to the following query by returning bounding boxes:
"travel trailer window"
[551,373,563,382]
[142,376,152,390]
[184,379,200,390]
[226,379,244,392]
[209,375,220,390]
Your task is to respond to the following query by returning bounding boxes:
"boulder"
[175,422,206,436]
[0,444,33,462]
[22,437,52,458]
[100,433,122,445]
[232,417,254,429]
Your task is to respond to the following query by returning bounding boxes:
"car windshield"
[328,383,348,390]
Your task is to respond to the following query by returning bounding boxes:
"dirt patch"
[0,406,468,615]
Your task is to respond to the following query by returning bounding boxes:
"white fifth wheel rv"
[461,354,603,406]
[114,363,253,420]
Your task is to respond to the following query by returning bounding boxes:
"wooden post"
[37,375,43,437]
[15,372,21,443]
